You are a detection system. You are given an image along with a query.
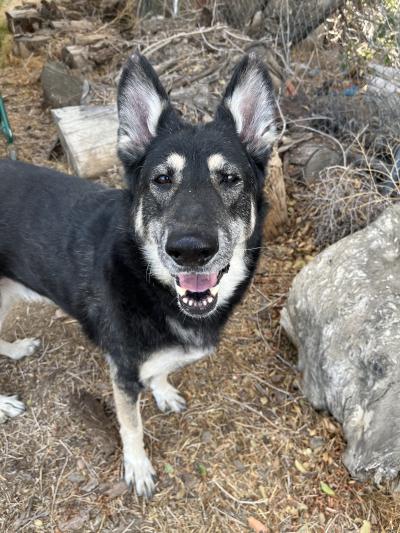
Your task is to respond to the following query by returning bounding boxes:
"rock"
[67,472,85,484]
[58,511,90,532]
[281,205,400,483]
[309,436,325,449]
[103,481,128,498]
[41,62,88,108]
[288,139,343,182]
[304,146,342,181]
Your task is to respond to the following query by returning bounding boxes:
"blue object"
[342,85,358,97]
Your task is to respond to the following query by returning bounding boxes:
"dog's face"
[117,54,277,318]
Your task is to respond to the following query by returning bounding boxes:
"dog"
[0,52,277,496]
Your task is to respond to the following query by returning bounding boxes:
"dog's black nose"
[166,232,219,267]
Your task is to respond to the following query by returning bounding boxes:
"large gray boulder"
[281,204,400,483]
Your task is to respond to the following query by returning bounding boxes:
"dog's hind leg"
[149,374,186,413]
[140,346,211,414]
[0,278,42,360]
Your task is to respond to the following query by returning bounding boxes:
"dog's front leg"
[111,375,156,497]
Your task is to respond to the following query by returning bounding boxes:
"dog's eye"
[219,172,240,186]
[153,174,172,185]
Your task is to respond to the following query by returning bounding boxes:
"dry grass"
[2,6,400,533]
[303,162,400,246]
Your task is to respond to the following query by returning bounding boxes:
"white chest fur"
[139,344,212,385]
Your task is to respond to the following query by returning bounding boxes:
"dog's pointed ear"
[117,53,180,166]
[215,54,277,166]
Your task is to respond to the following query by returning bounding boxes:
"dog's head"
[117,53,277,318]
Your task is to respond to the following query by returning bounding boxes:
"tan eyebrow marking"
[166,153,186,173]
[207,153,227,173]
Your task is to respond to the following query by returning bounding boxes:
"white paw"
[10,338,41,360]
[0,395,25,423]
[124,454,156,498]
[153,384,186,413]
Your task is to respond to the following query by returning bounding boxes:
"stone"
[281,204,400,483]
[41,62,88,108]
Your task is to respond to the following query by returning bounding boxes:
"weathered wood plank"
[5,8,42,34]
[51,105,119,178]
[264,148,288,240]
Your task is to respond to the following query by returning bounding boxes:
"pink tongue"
[178,273,218,292]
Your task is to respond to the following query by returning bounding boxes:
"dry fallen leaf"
[359,520,371,533]
[295,459,308,473]
[248,516,269,533]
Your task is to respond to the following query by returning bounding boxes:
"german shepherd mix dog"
[0,53,277,496]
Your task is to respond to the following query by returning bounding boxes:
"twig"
[213,480,269,505]
[142,25,226,57]
[50,455,69,519]
[222,395,282,431]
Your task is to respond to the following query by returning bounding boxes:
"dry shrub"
[305,163,400,246]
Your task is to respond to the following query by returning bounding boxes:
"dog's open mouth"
[175,266,229,316]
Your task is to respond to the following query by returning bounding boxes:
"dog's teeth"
[207,297,213,304]
[210,285,219,297]
[182,297,189,304]
[189,300,194,307]
[176,285,186,296]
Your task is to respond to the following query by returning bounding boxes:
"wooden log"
[62,45,89,70]
[50,20,95,32]
[51,105,119,178]
[74,33,109,46]
[264,148,288,240]
[5,8,42,34]
[13,33,52,58]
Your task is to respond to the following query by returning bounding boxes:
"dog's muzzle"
[174,266,229,317]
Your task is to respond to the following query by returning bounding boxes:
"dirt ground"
[1,4,400,533]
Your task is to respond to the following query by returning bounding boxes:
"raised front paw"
[0,395,25,423]
[152,383,187,413]
[124,454,156,498]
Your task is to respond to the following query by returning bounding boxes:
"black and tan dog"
[0,53,277,496]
